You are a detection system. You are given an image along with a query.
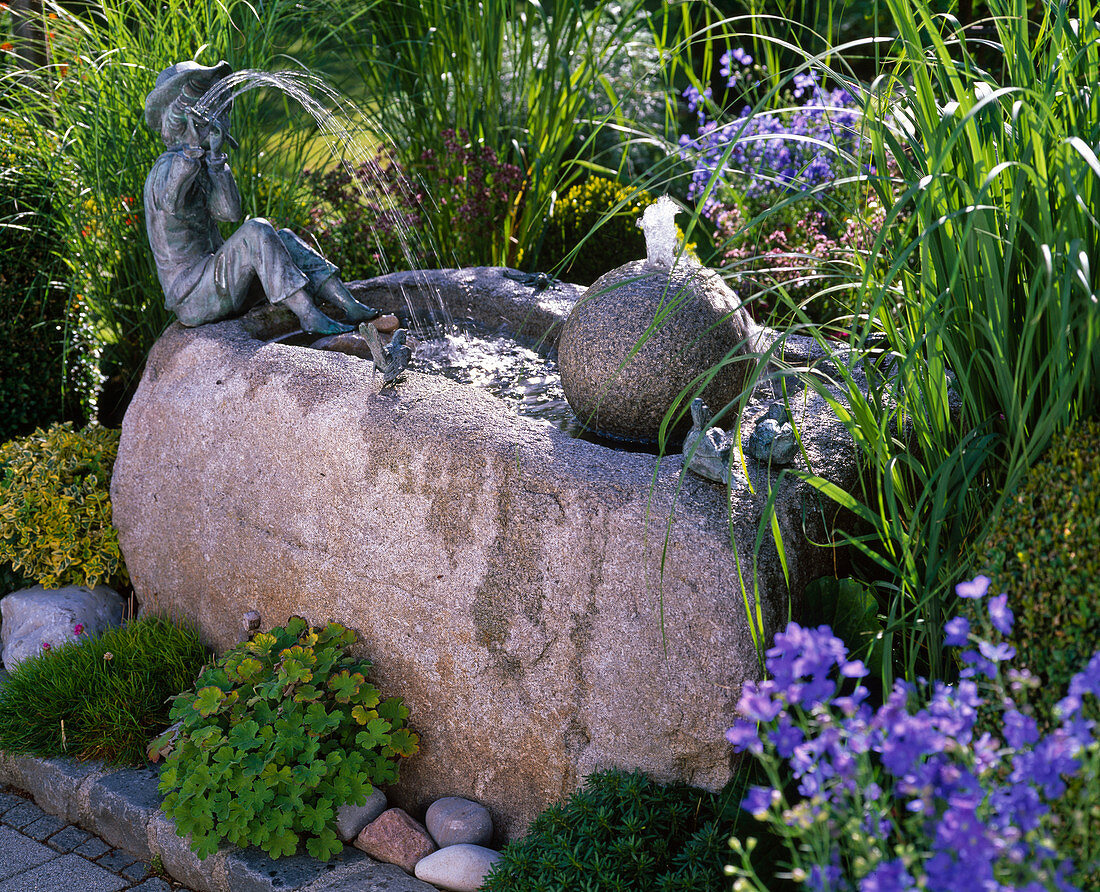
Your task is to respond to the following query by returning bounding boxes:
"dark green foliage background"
[982,417,1100,727]
[0,123,96,441]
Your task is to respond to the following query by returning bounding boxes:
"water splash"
[191,68,461,332]
[637,195,680,268]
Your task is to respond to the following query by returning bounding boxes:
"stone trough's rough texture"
[111,267,858,840]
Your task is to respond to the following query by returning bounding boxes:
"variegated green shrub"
[0,422,126,589]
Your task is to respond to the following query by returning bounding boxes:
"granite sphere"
[558,260,753,443]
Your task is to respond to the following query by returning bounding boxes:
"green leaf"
[387,728,420,758]
[298,797,334,835]
[306,827,342,861]
[327,670,364,704]
[193,686,227,718]
[227,719,263,752]
[354,684,381,711]
[226,655,265,684]
[292,684,323,703]
[376,697,409,725]
[305,702,341,735]
[265,828,299,859]
[292,759,327,790]
[355,717,392,751]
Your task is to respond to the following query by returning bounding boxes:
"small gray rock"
[335,788,388,842]
[425,797,493,848]
[0,585,124,671]
[747,418,798,466]
[414,844,501,892]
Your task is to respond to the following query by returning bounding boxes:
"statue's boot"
[284,291,354,335]
[319,277,381,323]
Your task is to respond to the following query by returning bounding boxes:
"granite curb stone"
[0,750,438,892]
[89,766,163,860]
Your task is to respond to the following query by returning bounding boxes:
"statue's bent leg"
[213,219,351,334]
[277,228,381,323]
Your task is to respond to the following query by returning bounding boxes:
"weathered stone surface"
[0,753,103,824]
[302,859,438,892]
[110,269,859,839]
[425,798,492,848]
[147,811,228,892]
[0,585,124,671]
[413,844,500,891]
[557,260,753,443]
[83,766,162,861]
[335,789,389,843]
[225,845,366,892]
[354,809,436,874]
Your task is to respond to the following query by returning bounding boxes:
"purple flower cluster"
[726,578,1099,891]
[418,129,524,267]
[678,67,865,211]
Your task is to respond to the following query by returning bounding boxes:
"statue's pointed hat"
[145,60,232,136]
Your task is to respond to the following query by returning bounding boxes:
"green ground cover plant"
[0,616,208,765]
[980,417,1100,729]
[157,617,419,861]
[484,768,787,892]
[0,422,126,589]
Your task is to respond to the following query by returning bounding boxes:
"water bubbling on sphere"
[637,195,681,269]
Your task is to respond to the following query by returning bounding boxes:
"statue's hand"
[206,120,225,156]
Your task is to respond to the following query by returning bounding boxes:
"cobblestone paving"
[0,785,195,892]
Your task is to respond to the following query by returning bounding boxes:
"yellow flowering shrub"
[0,423,127,589]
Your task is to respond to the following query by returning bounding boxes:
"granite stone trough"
[110,266,860,840]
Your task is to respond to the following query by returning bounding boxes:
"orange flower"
[59,64,68,77]
[0,43,12,52]
[48,11,56,17]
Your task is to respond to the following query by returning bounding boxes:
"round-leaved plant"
[157,617,419,861]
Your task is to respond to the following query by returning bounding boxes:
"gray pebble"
[414,843,501,892]
[425,797,493,848]
[335,788,389,842]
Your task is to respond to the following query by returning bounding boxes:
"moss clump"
[982,417,1100,727]
[0,422,127,590]
[0,616,209,765]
